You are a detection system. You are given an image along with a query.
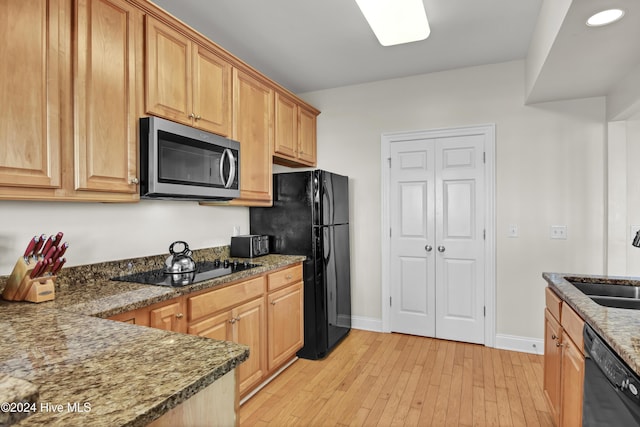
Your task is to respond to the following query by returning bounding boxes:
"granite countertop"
[543,272,640,376]
[0,248,305,426]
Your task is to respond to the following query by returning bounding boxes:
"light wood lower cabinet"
[188,291,267,396]
[149,297,187,334]
[267,281,303,371]
[110,263,304,400]
[543,287,585,427]
[149,369,237,427]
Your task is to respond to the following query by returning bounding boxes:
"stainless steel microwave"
[139,117,240,201]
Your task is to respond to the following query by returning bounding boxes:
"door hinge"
[388,157,391,168]
[483,152,486,164]
[484,306,486,317]
[390,228,392,238]
[483,229,486,240]
[390,296,392,306]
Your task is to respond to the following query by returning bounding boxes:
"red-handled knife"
[43,245,57,263]
[51,257,66,275]
[53,242,68,260]
[41,235,56,259]
[32,234,46,261]
[23,236,38,263]
[54,232,64,246]
[30,260,45,278]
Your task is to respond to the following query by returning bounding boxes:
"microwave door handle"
[220,148,236,189]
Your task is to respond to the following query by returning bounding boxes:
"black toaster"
[230,235,269,258]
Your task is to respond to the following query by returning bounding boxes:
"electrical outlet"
[631,225,640,240]
[508,224,518,238]
[550,225,567,240]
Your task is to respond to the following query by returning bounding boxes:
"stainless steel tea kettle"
[164,241,196,274]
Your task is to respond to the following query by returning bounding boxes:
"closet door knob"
[425,245,433,252]
[437,246,446,253]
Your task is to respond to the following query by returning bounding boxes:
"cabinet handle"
[229,318,236,324]
[271,301,276,305]
[235,316,241,322]
[285,275,292,280]
[175,313,184,319]
[556,342,563,348]
[129,177,139,184]
[195,115,201,121]
[188,113,195,119]
[551,334,557,340]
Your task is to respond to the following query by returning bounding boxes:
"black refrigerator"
[250,170,351,360]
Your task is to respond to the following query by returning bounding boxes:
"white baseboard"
[351,315,383,332]
[495,333,544,355]
[350,317,543,355]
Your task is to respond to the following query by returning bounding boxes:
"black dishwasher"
[583,324,640,426]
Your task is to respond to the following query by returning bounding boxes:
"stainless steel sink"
[566,277,640,309]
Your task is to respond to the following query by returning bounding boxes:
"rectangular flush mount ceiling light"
[355,0,430,46]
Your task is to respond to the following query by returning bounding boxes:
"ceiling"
[149,0,542,94]
[150,0,640,105]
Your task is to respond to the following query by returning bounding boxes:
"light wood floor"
[239,329,553,426]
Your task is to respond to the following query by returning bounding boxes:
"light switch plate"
[550,225,567,239]
[508,224,518,238]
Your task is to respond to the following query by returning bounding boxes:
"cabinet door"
[544,309,562,427]
[150,299,186,333]
[560,336,584,427]
[274,92,298,159]
[267,282,303,371]
[109,307,150,327]
[192,44,232,136]
[145,15,192,125]
[232,69,273,206]
[298,106,317,166]
[232,297,266,395]
[0,0,61,189]
[188,311,232,341]
[74,0,140,195]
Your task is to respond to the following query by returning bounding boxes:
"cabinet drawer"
[545,287,562,321]
[188,276,265,321]
[268,264,303,292]
[561,302,585,352]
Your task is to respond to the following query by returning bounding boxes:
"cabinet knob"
[229,318,236,324]
[271,301,276,305]
[175,313,184,319]
[195,115,201,121]
[285,275,292,280]
[551,334,557,340]
[129,177,139,184]
[188,113,195,119]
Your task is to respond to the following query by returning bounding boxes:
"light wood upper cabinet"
[274,92,298,159]
[298,105,318,165]
[74,0,141,195]
[0,0,62,190]
[145,15,231,137]
[273,91,318,167]
[230,69,274,206]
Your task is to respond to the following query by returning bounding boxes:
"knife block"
[2,257,56,303]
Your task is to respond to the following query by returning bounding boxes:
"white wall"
[299,59,606,340]
[0,200,248,274]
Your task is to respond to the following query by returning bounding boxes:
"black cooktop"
[111,259,261,287]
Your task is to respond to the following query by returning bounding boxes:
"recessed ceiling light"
[355,0,430,47]
[586,9,625,27]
